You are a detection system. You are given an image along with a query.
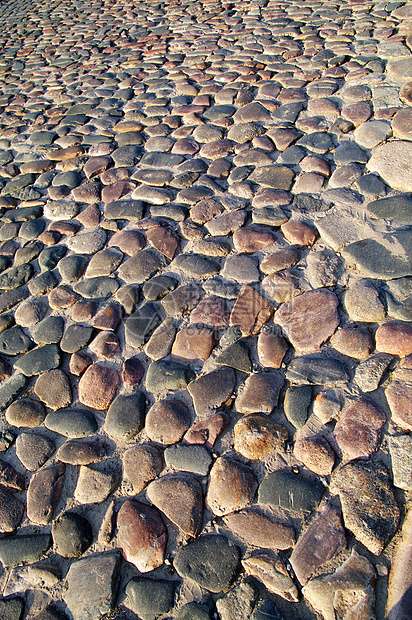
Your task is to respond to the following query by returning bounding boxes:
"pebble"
[56,439,106,466]
[354,353,394,392]
[27,463,65,525]
[206,456,258,517]
[34,370,72,411]
[45,409,97,439]
[52,512,93,558]
[188,367,235,416]
[124,577,176,620]
[104,393,146,441]
[236,372,284,415]
[6,398,45,429]
[174,534,240,593]
[74,465,118,505]
[122,445,163,495]
[258,469,324,513]
[15,433,55,471]
[78,363,120,410]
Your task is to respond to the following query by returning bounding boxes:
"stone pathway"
[1,0,412,618]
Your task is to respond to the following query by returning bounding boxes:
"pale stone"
[367,141,412,192]
[242,555,299,603]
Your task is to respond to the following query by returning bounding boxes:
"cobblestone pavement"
[1,0,412,618]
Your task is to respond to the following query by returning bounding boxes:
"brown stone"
[0,486,24,533]
[84,156,111,179]
[144,318,176,361]
[108,229,146,255]
[101,181,136,204]
[146,473,203,537]
[15,433,55,471]
[302,550,376,620]
[74,465,118,504]
[190,295,229,329]
[6,398,46,428]
[274,288,339,352]
[290,503,346,586]
[242,555,299,602]
[232,225,276,254]
[294,435,336,476]
[117,500,167,572]
[313,389,342,424]
[122,445,163,495]
[69,351,92,376]
[206,456,258,516]
[183,412,230,449]
[48,285,78,310]
[334,398,386,461]
[71,300,97,322]
[330,327,373,360]
[0,460,25,491]
[230,285,273,336]
[386,381,412,430]
[122,357,144,386]
[89,331,121,359]
[234,415,288,459]
[145,399,191,445]
[262,270,302,304]
[71,182,101,204]
[236,372,284,414]
[162,283,204,317]
[341,101,372,126]
[146,226,180,260]
[171,326,217,363]
[223,508,295,551]
[34,369,72,411]
[92,302,124,332]
[56,439,106,465]
[78,363,120,410]
[257,328,288,368]
[48,145,84,161]
[27,463,65,525]
[260,248,300,274]
[280,220,318,246]
[190,198,224,225]
[76,204,100,228]
[376,322,412,357]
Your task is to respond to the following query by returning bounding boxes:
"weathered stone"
[74,465,118,504]
[104,393,146,441]
[242,555,299,603]
[0,534,52,568]
[56,439,106,466]
[230,285,273,336]
[174,535,240,593]
[207,456,258,516]
[354,353,394,392]
[145,399,191,445]
[78,364,120,410]
[122,445,163,495]
[6,398,45,429]
[258,470,324,513]
[172,326,217,363]
[274,289,339,352]
[330,459,400,555]
[146,359,195,393]
[27,463,65,525]
[303,550,376,620]
[386,380,412,430]
[294,435,336,476]
[34,370,72,411]
[14,344,60,377]
[118,249,165,284]
[125,302,163,349]
[147,473,203,537]
[124,577,176,620]
[15,432,55,471]
[236,372,283,414]
[286,356,350,385]
[183,412,230,449]
[164,443,212,476]
[234,415,288,460]
[0,486,24,533]
[216,582,258,620]
[52,512,93,558]
[188,367,235,416]
[330,327,373,360]
[387,507,412,620]
[64,552,121,620]
[117,500,167,572]
[223,507,295,551]
[376,322,412,357]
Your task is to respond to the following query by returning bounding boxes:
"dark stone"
[0,597,24,620]
[0,533,51,567]
[174,535,241,593]
[258,470,325,513]
[0,375,28,409]
[44,409,97,438]
[104,393,146,440]
[38,244,67,271]
[335,141,369,164]
[0,264,33,290]
[124,578,177,620]
[0,287,30,313]
[286,356,350,385]
[143,275,179,301]
[0,326,33,355]
[125,302,163,348]
[14,344,61,376]
[103,200,143,221]
[60,325,93,354]
[73,276,119,299]
[164,444,213,476]
[367,195,412,224]
[145,359,195,393]
[52,512,93,558]
[32,316,65,345]
[58,255,89,283]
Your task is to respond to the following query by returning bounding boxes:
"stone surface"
[223,508,295,551]
[15,433,55,471]
[274,289,339,352]
[234,415,288,460]
[74,465,118,504]
[242,555,299,603]
[122,445,163,495]
[236,372,283,415]
[27,463,65,525]
[188,367,235,416]
[334,398,386,461]
[78,364,120,410]
[230,285,273,336]
[258,470,324,513]
[117,500,167,572]
[206,456,258,516]
[145,399,191,445]
[52,512,93,558]
[330,459,400,555]
[174,535,240,593]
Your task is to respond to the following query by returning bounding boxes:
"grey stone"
[215,340,252,373]
[341,230,412,279]
[258,470,325,513]
[32,316,65,345]
[0,374,28,409]
[0,288,30,314]
[174,602,212,620]
[73,277,119,299]
[389,435,412,491]
[164,444,212,476]
[146,360,195,393]
[0,533,51,567]
[60,325,93,354]
[118,249,165,284]
[104,200,143,221]
[0,326,33,355]
[59,255,89,283]
[64,552,121,620]
[174,254,220,278]
[296,132,334,154]
[0,597,24,620]
[284,385,312,428]
[174,535,240,593]
[104,393,146,440]
[367,195,412,224]
[354,353,394,392]
[251,600,284,620]
[286,356,350,385]
[334,141,368,164]
[38,245,67,271]
[28,272,58,296]
[68,228,106,255]
[14,344,61,376]
[142,275,178,301]
[44,409,97,438]
[124,578,177,620]
[0,264,33,290]
[15,432,55,471]
[188,367,236,416]
[125,302,163,348]
[216,582,259,620]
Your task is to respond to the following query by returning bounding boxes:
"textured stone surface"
[206,457,258,516]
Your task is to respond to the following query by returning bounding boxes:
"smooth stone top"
[258,470,325,513]
[286,356,350,385]
[341,230,412,279]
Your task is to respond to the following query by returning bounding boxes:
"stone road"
[0,0,412,618]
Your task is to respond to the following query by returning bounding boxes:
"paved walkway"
[1,0,412,618]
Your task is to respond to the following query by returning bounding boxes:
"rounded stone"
[78,363,121,410]
[14,299,47,328]
[6,399,46,428]
[234,415,288,460]
[145,399,191,445]
[52,512,93,558]
[15,432,55,471]
[367,141,412,192]
[122,444,163,495]
[34,370,72,411]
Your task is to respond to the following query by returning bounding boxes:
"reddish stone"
[145,399,191,445]
[171,326,217,363]
[199,139,234,159]
[117,499,167,572]
[376,322,412,357]
[108,229,146,255]
[260,248,300,274]
[274,289,339,352]
[146,226,180,260]
[76,204,100,228]
[386,381,412,430]
[223,508,295,550]
[257,329,288,368]
[206,456,258,516]
[146,473,203,537]
[294,436,336,476]
[100,167,131,185]
[233,225,276,253]
[71,300,97,322]
[27,463,65,525]
[122,357,145,386]
[48,286,78,310]
[183,412,230,449]
[84,156,111,179]
[190,198,224,225]
[330,327,373,360]
[172,137,199,155]
[334,398,386,461]
[49,221,80,236]
[89,331,121,359]
[290,503,346,586]
[48,145,84,161]
[236,372,284,414]
[230,285,273,336]
[341,101,372,126]
[190,295,229,329]
[281,220,318,246]
[101,181,136,204]
[92,302,124,331]
[78,363,120,410]
[38,230,61,245]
